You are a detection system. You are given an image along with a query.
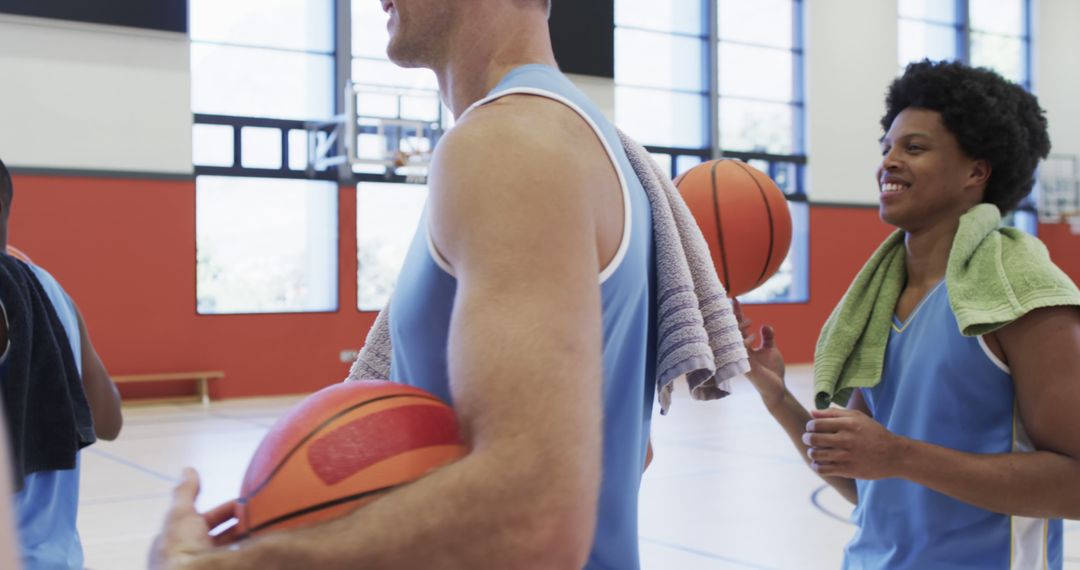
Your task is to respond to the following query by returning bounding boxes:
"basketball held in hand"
[233,380,468,538]
[674,159,793,297]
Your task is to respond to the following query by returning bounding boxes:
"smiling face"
[877,108,989,233]
[381,0,458,69]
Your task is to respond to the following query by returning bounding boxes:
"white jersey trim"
[1011,408,1049,569]
[977,335,1011,374]
[425,230,456,276]
[428,86,633,285]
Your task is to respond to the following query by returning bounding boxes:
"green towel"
[813,204,1080,409]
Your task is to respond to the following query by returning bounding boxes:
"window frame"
[618,0,810,304]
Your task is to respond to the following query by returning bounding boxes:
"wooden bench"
[113,371,225,407]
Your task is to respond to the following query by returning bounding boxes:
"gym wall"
[0,14,191,174]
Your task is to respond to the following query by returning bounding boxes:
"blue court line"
[103,423,264,442]
[84,447,180,484]
[639,537,779,569]
[810,484,855,525]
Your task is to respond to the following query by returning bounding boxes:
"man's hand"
[149,468,238,570]
[733,299,786,408]
[804,408,906,480]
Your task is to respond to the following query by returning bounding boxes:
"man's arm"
[155,96,608,569]
[0,406,21,570]
[807,306,1080,519]
[75,308,122,440]
[0,316,20,569]
[734,303,858,504]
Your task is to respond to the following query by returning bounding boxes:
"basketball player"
[150,0,658,568]
[1,156,124,568]
[737,60,1080,568]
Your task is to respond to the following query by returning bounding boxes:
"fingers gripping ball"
[674,160,793,297]
[234,380,468,538]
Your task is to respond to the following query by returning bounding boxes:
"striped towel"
[618,130,748,413]
[349,129,749,414]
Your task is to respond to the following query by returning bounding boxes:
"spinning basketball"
[233,380,467,538]
[674,160,792,297]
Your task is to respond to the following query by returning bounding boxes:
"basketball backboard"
[306,81,444,184]
[1037,153,1080,234]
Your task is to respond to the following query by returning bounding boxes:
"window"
[190,0,339,314]
[614,0,709,150]
[969,0,1030,86]
[898,0,1031,89]
[898,0,963,70]
[196,177,338,314]
[717,0,803,156]
[738,201,809,304]
[349,0,445,308]
[190,0,335,120]
[356,182,429,311]
[616,0,808,303]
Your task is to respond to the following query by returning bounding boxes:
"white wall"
[805,0,899,205]
[1037,0,1080,160]
[0,14,192,175]
[0,2,1074,184]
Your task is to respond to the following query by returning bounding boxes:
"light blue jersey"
[389,64,656,569]
[846,281,1062,570]
[8,263,85,570]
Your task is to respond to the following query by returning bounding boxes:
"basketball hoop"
[396,150,431,185]
[306,81,443,184]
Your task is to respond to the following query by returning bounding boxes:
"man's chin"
[386,44,426,69]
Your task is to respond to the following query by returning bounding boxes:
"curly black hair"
[881,60,1050,214]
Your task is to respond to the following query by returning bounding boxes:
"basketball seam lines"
[731,161,776,290]
[243,485,397,536]
[709,160,733,293]
[241,393,446,500]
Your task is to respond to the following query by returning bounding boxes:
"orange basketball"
[5,245,31,263]
[234,380,467,538]
[674,159,793,297]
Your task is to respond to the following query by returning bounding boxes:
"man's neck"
[434,9,558,119]
[903,217,961,289]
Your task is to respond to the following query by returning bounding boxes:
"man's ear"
[969,159,992,189]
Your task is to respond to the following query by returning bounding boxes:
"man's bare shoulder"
[435,94,603,169]
[426,95,609,266]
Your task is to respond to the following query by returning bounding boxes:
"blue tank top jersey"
[5,262,86,570]
[388,64,657,569]
[846,281,1062,570]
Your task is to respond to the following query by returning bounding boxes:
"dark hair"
[0,156,11,218]
[881,60,1051,213]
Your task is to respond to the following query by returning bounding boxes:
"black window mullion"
[232,124,242,169]
[957,0,971,64]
